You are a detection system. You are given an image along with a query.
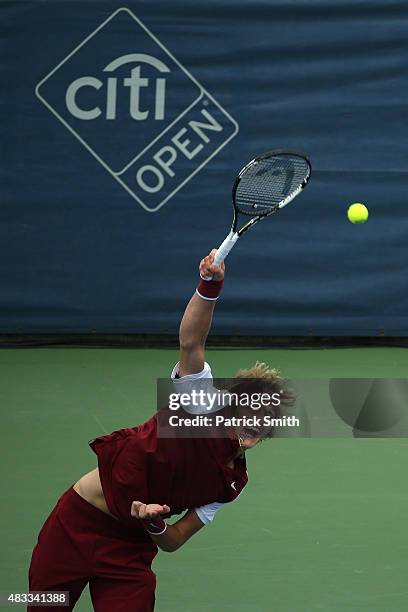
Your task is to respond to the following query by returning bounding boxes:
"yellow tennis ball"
[347,203,369,224]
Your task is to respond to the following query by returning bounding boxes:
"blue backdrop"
[1,0,407,336]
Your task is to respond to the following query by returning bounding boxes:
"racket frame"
[231,148,312,235]
[212,149,311,266]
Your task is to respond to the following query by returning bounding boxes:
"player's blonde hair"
[234,361,283,382]
[228,362,295,439]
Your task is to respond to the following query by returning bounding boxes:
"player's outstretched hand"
[131,501,170,519]
[199,249,225,281]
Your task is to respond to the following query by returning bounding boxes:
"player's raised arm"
[178,249,225,377]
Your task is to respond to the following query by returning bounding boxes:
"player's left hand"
[131,500,170,519]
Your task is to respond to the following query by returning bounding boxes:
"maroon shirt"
[89,414,248,531]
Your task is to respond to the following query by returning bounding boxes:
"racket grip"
[214,232,239,265]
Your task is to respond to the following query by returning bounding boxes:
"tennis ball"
[347,203,369,224]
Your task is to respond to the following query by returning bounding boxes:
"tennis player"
[28,250,287,611]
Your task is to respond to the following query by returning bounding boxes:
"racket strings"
[235,156,309,216]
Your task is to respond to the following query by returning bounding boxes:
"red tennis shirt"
[89,413,247,529]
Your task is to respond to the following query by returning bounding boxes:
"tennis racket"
[212,149,312,267]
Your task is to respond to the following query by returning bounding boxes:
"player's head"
[228,362,294,450]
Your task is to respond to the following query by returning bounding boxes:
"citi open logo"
[35,7,239,212]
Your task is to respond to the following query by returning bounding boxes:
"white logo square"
[35,7,239,211]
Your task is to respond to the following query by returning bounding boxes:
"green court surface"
[1,347,407,611]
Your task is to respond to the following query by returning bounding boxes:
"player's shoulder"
[171,361,213,382]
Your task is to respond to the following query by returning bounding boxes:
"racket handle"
[214,231,239,265]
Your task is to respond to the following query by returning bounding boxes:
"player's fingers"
[148,503,163,512]
[207,260,224,281]
[151,504,170,515]
[138,503,148,519]
[146,504,166,518]
[203,255,212,268]
[209,251,224,276]
[199,258,210,272]
[199,259,213,280]
[210,262,224,274]
[131,501,143,518]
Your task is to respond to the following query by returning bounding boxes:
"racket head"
[232,149,312,223]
